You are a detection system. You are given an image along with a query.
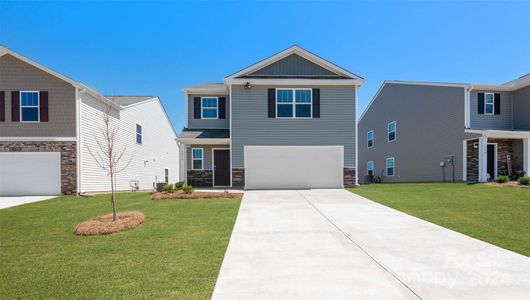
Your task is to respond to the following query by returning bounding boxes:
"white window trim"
[386,157,395,177]
[191,147,204,170]
[201,97,219,119]
[275,88,313,119]
[484,92,495,115]
[20,91,40,123]
[136,123,143,145]
[388,121,397,142]
[367,161,374,175]
[367,130,374,148]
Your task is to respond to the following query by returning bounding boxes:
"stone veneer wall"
[467,139,479,181]
[187,170,212,187]
[232,168,245,187]
[343,168,357,187]
[0,141,77,194]
[467,138,515,181]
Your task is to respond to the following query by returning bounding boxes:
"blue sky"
[1,1,529,130]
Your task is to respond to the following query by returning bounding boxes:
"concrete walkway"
[213,189,530,300]
[0,196,57,210]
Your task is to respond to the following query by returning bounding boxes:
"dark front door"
[487,144,495,180]
[214,149,230,186]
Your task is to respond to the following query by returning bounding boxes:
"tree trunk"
[110,171,117,221]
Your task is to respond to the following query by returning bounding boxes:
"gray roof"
[178,128,230,139]
[185,83,224,89]
[106,96,156,107]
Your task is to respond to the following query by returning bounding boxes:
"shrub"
[496,176,509,183]
[162,183,174,193]
[518,177,530,186]
[183,185,193,194]
[174,181,184,190]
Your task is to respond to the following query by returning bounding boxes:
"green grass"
[0,193,241,299]
[349,183,530,257]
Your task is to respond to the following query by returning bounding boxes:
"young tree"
[87,103,132,221]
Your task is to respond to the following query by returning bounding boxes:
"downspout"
[75,87,82,195]
[354,85,359,186]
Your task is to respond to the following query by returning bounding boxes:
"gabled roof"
[106,96,157,107]
[224,45,364,86]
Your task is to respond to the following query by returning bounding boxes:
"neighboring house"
[0,46,179,196]
[358,75,530,183]
[177,45,363,189]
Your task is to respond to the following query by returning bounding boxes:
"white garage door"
[244,146,344,189]
[0,152,61,196]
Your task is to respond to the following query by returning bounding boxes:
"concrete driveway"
[0,196,57,210]
[213,189,530,300]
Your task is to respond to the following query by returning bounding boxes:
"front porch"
[465,130,530,182]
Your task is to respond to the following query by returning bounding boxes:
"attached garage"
[0,152,61,196]
[244,146,344,189]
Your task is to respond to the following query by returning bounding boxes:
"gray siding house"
[177,46,363,189]
[358,75,530,183]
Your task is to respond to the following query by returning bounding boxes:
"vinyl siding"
[186,144,223,170]
[80,94,179,192]
[231,85,356,168]
[469,90,513,130]
[0,54,76,137]
[359,83,478,183]
[513,85,530,130]
[247,54,337,77]
[187,94,230,129]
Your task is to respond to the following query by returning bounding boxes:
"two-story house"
[358,75,530,183]
[177,46,363,189]
[0,46,179,195]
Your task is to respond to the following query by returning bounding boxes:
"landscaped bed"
[349,183,530,257]
[0,192,241,299]
[74,211,145,236]
[151,190,243,200]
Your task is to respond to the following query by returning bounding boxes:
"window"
[136,124,142,144]
[367,130,374,148]
[484,93,494,115]
[386,157,395,177]
[388,121,396,142]
[201,97,218,119]
[276,88,312,118]
[20,91,39,122]
[192,148,203,170]
[367,161,374,176]
[165,169,169,184]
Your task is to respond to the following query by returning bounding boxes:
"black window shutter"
[477,93,484,114]
[11,91,20,122]
[494,93,500,115]
[194,97,201,119]
[218,97,226,119]
[0,91,4,122]
[268,88,275,118]
[40,91,49,122]
[312,89,320,118]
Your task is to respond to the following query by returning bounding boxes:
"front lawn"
[349,183,530,257]
[0,193,241,299]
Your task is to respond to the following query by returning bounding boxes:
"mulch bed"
[484,182,530,189]
[151,190,243,200]
[74,211,145,236]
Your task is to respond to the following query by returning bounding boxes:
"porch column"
[478,136,488,182]
[523,138,530,176]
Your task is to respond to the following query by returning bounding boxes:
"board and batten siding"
[0,54,76,137]
[80,94,179,192]
[247,54,337,77]
[187,94,230,129]
[469,90,513,130]
[358,83,478,183]
[230,85,356,168]
[513,86,530,130]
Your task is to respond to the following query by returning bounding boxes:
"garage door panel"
[244,146,343,189]
[0,152,61,196]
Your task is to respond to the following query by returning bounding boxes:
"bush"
[162,183,174,193]
[518,177,530,186]
[496,176,509,183]
[174,181,184,190]
[182,185,193,194]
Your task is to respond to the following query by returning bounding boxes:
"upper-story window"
[484,93,494,115]
[136,123,142,144]
[276,88,312,118]
[388,121,396,142]
[386,157,395,177]
[201,97,218,119]
[367,161,374,176]
[20,91,40,122]
[367,130,374,148]
[192,148,203,170]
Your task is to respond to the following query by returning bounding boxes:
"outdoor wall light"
[244,82,252,89]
